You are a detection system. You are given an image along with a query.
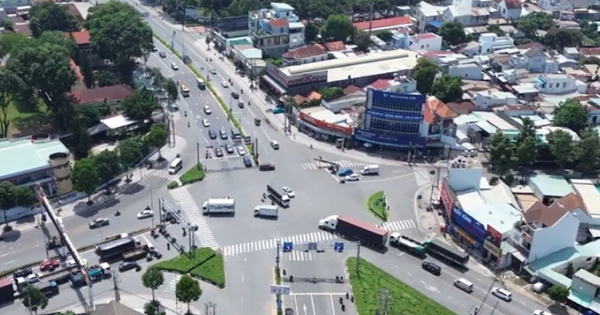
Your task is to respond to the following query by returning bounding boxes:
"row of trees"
[0,182,35,229]
[21,267,202,315]
[412,59,463,103]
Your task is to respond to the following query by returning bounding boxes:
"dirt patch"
[10,111,57,138]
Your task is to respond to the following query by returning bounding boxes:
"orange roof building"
[354,16,413,32]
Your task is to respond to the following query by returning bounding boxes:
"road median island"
[189,253,225,288]
[274,267,282,315]
[366,191,388,221]
[346,257,455,315]
[179,163,206,186]
[154,247,225,288]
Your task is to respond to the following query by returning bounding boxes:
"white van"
[168,158,183,174]
[454,278,474,293]
[361,164,380,175]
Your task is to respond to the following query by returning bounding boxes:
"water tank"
[49,152,73,195]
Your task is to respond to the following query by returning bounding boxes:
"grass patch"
[180,163,206,185]
[367,191,388,221]
[190,253,225,287]
[347,257,455,315]
[154,247,215,273]
[167,181,179,189]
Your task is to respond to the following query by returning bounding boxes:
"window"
[370,118,420,134]
[370,100,422,112]
[563,82,567,88]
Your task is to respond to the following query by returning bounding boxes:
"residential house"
[423,96,458,143]
[491,0,521,20]
[412,1,446,32]
[475,89,518,108]
[443,6,490,27]
[71,85,133,108]
[249,3,305,55]
[68,30,103,68]
[353,16,414,33]
[538,0,593,11]
[479,33,514,53]
[391,32,442,51]
[448,59,484,80]
[281,45,327,66]
[533,74,586,94]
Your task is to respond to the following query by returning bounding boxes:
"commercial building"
[354,88,427,150]
[297,107,356,144]
[248,2,304,56]
[262,49,419,96]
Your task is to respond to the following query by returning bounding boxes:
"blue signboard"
[452,206,486,241]
[367,109,424,121]
[354,129,426,147]
[371,90,426,104]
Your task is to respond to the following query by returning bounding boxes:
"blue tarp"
[428,21,442,28]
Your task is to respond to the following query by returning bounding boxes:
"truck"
[41,267,76,285]
[266,184,290,207]
[95,237,137,260]
[122,248,148,261]
[423,239,470,267]
[202,198,235,215]
[319,215,388,249]
[33,281,59,296]
[253,205,278,218]
[46,235,64,250]
[389,233,426,257]
[69,273,86,288]
[0,277,14,303]
[360,164,380,175]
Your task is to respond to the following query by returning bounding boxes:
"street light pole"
[196,142,200,166]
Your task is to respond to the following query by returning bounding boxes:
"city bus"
[180,84,190,97]
[266,184,290,207]
[197,78,206,90]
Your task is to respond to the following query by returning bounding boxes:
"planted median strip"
[346,257,455,315]
[154,247,225,288]
[366,191,388,221]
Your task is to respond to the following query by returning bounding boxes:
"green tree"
[123,89,158,120]
[38,31,76,55]
[553,98,589,135]
[543,28,583,50]
[71,158,99,203]
[86,1,154,83]
[93,150,121,192]
[576,127,600,175]
[76,104,103,129]
[354,30,372,52]
[516,117,537,145]
[515,136,537,175]
[144,302,159,315]
[29,2,79,37]
[439,21,467,46]
[412,58,439,95]
[547,286,569,305]
[487,25,505,36]
[79,53,95,89]
[164,79,179,105]
[70,120,92,158]
[318,87,343,101]
[15,186,34,209]
[175,275,202,315]
[22,284,49,314]
[546,129,575,169]
[95,70,119,87]
[145,124,167,160]
[0,69,19,138]
[580,56,600,66]
[430,75,462,103]
[377,30,393,42]
[320,14,355,41]
[565,263,575,278]
[304,21,320,43]
[0,181,17,226]
[3,20,13,32]
[489,131,516,178]
[517,12,554,38]
[117,138,144,171]
[142,267,165,302]
[60,311,77,315]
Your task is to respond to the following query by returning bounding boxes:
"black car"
[231,92,239,99]
[215,148,224,157]
[259,163,276,171]
[243,156,252,167]
[238,100,244,108]
[208,129,217,139]
[219,129,228,140]
[225,144,235,154]
[119,261,139,272]
[254,118,261,126]
[421,261,441,276]
[14,267,32,278]
[158,51,166,58]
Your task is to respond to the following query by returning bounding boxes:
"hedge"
[153,247,215,274]
[180,164,206,185]
[167,181,179,189]
[367,191,388,221]
[190,253,225,288]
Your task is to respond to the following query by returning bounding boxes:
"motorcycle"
[184,111,187,117]
[115,210,121,216]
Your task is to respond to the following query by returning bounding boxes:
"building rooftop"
[474,202,522,234]
[574,269,600,288]
[69,30,90,45]
[417,2,446,17]
[473,111,517,131]
[0,136,69,181]
[353,16,413,31]
[480,181,520,209]
[300,106,352,126]
[71,85,133,105]
[529,174,575,198]
[271,2,295,11]
[571,179,600,217]
[524,193,587,227]
[282,45,326,60]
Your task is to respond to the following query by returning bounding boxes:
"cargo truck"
[389,233,426,258]
[122,248,148,261]
[423,239,469,267]
[254,205,278,218]
[0,277,14,303]
[319,215,388,249]
[96,237,137,260]
[33,281,59,296]
[360,164,380,175]
[202,199,235,215]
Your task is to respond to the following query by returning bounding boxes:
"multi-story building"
[423,96,458,145]
[479,33,514,54]
[248,2,305,56]
[391,32,443,52]
[534,74,587,95]
[281,45,328,66]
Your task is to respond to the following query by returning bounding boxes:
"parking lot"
[288,292,357,315]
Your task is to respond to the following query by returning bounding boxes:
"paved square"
[288,293,357,315]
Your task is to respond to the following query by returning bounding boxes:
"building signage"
[371,90,426,104]
[366,109,424,121]
[452,206,485,241]
[483,240,502,258]
[486,225,502,248]
[288,73,328,87]
[265,62,290,88]
[440,180,454,218]
[354,129,426,147]
[299,112,353,135]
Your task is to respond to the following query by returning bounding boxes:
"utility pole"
[112,271,122,302]
[356,241,361,278]
[429,165,441,206]
[196,142,200,166]
[276,240,281,270]
[367,1,375,38]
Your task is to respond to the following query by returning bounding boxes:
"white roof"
[572,179,600,217]
[100,115,136,129]
[469,202,522,235]
[512,83,539,94]
[457,189,486,209]
[474,111,517,131]
[417,1,446,17]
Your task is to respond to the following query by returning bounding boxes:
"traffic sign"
[308,242,317,251]
[282,242,293,252]
[270,284,291,295]
[334,242,344,252]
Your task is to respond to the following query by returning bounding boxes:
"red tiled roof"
[411,33,438,41]
[369,79,390,90]
[69,59,84,82]
[516,42,544,50]
[445,101,476,115]
[324,41,345,52]
[70,30,91,45]
[344,85,362,94]
[293,95,308,104]
[524,193,588,227]
[270,19,289,28]
[498,0,521,9]
[71,85,133,105]
[307,91,321,100]
[354,16,413,31]
[282,45,326,60]
[422,50,453,58]
[424,96,457,124]
[580,47,600,56]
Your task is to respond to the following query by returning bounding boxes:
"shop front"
[484,225,503,264]
[439,180,454,219]
[298,112,353,145]
[450,206,486,256]
[353,129,426,152]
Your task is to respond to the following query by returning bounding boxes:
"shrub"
[167,181,179,189]
[153,248,216,274]
[190,254,225,288]
[180,164,206,185]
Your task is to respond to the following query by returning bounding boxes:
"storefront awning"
[428,21,442,28]
[261,75,286,95]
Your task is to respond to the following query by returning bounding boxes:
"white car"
[491,287,512,302]
[66,257,88,268]
[26,273,40,283]
[171,62,179,70]
[237,146,245,156]
[137,209,154,219]
[202,119,210,127]
[209,68,217,75]
[221,81,229,88]
[270,140,279,150]
[533,311,552,315]
[345,174,360,181]
[282,187,295,198]
[204,105,212,114]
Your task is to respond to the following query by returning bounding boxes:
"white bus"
[168,158,183,174]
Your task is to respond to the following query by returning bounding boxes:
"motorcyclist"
[115,209,120,216]
[184,111,187,117]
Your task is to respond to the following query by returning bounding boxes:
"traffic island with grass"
[179,163,206,186]
[346,257,455,315]
[366,191,388,221]
[154,248,226,288]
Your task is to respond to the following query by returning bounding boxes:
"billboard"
[452,206,485,241]
[354,129,426,147]
[486,225,502,248]
[299,112,353,135]
[440,180,454,218]
[371,90,426,104]
[366,109,424,122]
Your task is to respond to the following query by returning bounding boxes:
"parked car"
[225,144,234,154]
[219,129,228,140]
[208,129,217,139]
[119,261,140,272]
[215,148,224,157]
[89,218,109,229]
[137,210,154,219]
[237,146,245,156]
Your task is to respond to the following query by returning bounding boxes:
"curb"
[344,260,359,315]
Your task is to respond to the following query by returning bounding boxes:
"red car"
[40,259,60,271]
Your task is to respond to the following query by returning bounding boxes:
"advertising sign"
[299,112,353,135]
[354,129,426,147]
[452,206,485,241]
[440,180,454,218]
[265,63,289,88]
[371,90,426,104]
[486,225,502,248]
[366,109,424,122]
[287,72,328,87]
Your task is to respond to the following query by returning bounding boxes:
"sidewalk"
[58,293,202,315]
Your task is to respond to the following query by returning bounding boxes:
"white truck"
[360,164,380,175]
[253,205,278,218]
[202,199,235,215]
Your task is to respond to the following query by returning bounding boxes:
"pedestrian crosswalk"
[169,187,219,249]
[149,169,180,182]
[300,160,367,170]
[162,274,181,294]
[221,219,416,259]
